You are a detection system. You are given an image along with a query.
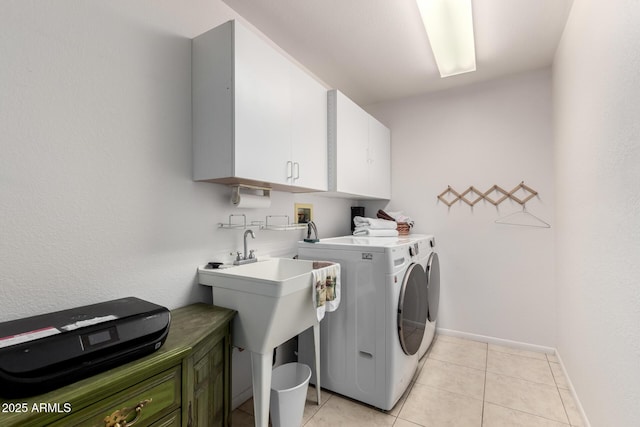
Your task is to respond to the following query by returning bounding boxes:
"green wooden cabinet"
[176,304,234,427]
[0,304,235,427]
[185,318,229,426]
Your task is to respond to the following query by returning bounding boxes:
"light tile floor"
[232,335,584,426]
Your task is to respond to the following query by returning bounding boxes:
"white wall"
[0,0,353,407]
[553,0,640,425]
[367,69,556,347]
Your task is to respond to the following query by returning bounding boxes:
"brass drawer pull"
[103,398,152,427]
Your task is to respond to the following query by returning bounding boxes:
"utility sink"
[198,258,322,427]
[198,258,319,352]
[201,257,318,297]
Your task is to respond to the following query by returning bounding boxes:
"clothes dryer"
[406,235,440,358]
[297,235,434,410]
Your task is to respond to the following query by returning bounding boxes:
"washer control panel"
[408,243,420,257]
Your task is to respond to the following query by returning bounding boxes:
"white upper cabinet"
[328,90,391,199]
[192,20,327,192]
[290,62,328,191]
[234,22,291,186]
[368,116,392,199]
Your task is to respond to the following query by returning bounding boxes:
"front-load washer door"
[427,252,440,321]
[398,263,428,355]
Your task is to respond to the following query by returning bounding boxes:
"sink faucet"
[243,229,255,259]
[304,221,319,243]
[234,229,257,265]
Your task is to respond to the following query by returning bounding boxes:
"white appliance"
[297,234,438,410]
[411,236,440,358]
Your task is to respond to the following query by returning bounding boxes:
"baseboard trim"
[553,350,592,427]
[436,328,555,354]
[231,386,253,411]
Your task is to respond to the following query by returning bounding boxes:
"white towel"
[352,216,397,230]
[311,261,341,321]
[353,228,399,237]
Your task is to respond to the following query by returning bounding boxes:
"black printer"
[0,297,170,398]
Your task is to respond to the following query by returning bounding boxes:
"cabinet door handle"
[103,398,152,427]
[187,401,193,427]
[286,161,293,179]
[293,162,300,180]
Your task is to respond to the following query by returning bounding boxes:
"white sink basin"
[199,258,323,427]
[198,257,319,353]
[200,257,317,298]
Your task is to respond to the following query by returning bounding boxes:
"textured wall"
[367,70,556,347]
[553,0,640,425]
[0,1,352,322]
[0,0,355,408]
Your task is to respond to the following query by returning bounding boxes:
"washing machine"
[297,234,437,410]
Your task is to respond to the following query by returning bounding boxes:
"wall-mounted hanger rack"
[438,181,539,207]
[438,181,551,228]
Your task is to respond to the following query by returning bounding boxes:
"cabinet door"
[290,65,327,191]
[367,117,391,199]
[334,91,370,196]
[192,22,234,182]
[234,22,292,185]
[190,335,228,426]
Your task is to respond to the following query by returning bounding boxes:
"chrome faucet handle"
[248,249,256,259]
[243,229,255,259]
[304,221,319,243]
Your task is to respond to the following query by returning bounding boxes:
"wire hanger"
[495,205,551,228]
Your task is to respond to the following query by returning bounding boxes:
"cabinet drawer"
[51,366,181,427]
[150,409,181,427]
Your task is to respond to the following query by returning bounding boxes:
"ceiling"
[222,0,574,106]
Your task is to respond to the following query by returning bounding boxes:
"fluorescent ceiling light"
[416,0,476,78]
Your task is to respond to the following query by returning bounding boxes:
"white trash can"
[270,363,312,427]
